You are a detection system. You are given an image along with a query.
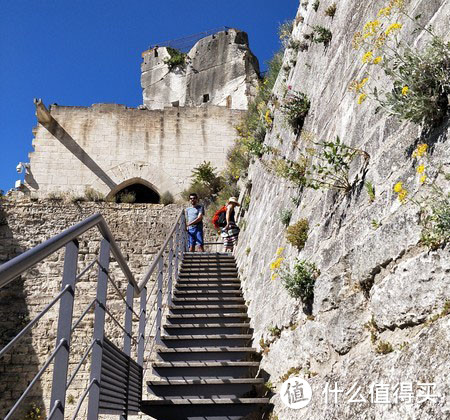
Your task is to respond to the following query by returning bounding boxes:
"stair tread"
[156,346,257,353]
[173,297,244,302]
[165,323,250,328]
[162,334,252,339]
[174,290,242,294]
[153,361,259,367]
[142,397,270,405]
[167,314,249,319]
[176,283,241,287]
[170,304,247,309]
[147,378,264,385]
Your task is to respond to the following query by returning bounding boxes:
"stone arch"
[89,161,184,200]
[106,177,160,203]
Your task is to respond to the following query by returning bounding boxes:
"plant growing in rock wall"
[286,219,309,250]
[84,187,105,202]
[393,143,450,248]
[312,0,320,12]
[375,340,394,354]
[281,89,311,134]
[350,1,450,127]
[311,25,332,47]
[268,135,369,193]
[25,403,43,420]
[118,191,136,203]
[164,47,187,70]
[280,259,320,302]
[325,3,337,18]
[279,209,293,227]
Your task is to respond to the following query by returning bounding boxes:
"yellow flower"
[386,23,402,36]
[412,143,428,158]
[363,20,381,38]
[374,34,387,48]
[377,6,392,16]
[362,51,373,63]
[372,56,382,64]
[389,0,405,9]
[416,164,425,174]
[398,188,408,203]
[358,93,367,104]
[270,257,284,271]
[393,182,403,193]
[276,247,285,256]
[271,273,278,281]
[420,175,427,184]
[264,109,272,125]
[402,86,409,95]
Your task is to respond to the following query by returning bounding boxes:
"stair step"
[164,323,251,335]
[152,361,259,379]
[147,378,264,399]
[175,283,241,290]
[140,398,271,420]
[177,278,240,285]
[179,274,238,279]
[169,304,247,314]
[166,314,249,324]
[161,334,252,348]
[156,346,258,361]
[172,297,245,305]
[174,290,242,296]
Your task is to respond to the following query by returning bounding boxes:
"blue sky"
[0,0,298,193]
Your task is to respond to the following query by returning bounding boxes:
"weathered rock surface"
[141,29,260,110]
[235,0,450,419]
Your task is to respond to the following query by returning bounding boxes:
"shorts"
[188,224,204,248]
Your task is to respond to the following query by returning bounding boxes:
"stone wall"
[234,0,450,419]
[25,104,244,199]
[0,197,182,418]
[141,29,260,110]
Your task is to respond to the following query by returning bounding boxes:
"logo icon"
[280,377,312,409]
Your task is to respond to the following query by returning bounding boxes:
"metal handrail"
[0,208,187,419]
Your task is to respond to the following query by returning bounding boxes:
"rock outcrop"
[141,29,260,110]
[234,1,450,419]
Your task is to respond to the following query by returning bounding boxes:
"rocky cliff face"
[234,1,450,419]
[141,29,260,110]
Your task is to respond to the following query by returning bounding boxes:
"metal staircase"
[0,211,271,419]
[141,252,270,420]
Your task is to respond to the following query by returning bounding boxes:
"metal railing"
[0,210,188,419]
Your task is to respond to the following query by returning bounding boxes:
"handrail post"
[120,282,135,420]
[50,239,79,420]
[155,256,163,345]
[137,286,147,366]
[87,238,111,420]
[167,237,174,306]
[174,222,179,281]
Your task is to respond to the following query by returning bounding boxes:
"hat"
[228,197,240,206]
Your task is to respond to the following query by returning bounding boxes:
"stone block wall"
[25,104,245,199]
[0,197,182,418]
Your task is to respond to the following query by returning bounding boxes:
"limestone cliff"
[234,1,450,419]
[141,29,260,110]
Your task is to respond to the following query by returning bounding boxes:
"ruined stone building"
[23,28,260,202]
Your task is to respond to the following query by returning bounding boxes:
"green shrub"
[286,219,309,250]
[311,26,332,47]
[312,0,320,12]
[84,187,104,202]
[280,259,320,301]
[181,181,214,202]
[365,181,376,202]
[118,192,136,203]
[375,340,394,354]
[25,403,42,420]
[164,47,187,70]
[421,194,450,248]
[160,191,174,205]
[282,90,310,133]
[191,161,223,192]
[325,3,336,17]
[279,209,293,227]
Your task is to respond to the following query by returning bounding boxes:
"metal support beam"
[50,240,79,419]
[87,239,110,420]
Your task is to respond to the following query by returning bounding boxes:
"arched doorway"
[107,178,160,203]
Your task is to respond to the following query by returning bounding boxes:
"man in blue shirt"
[185,193,205,252]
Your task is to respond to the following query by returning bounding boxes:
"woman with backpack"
[221,197,240,252]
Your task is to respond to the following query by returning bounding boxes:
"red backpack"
[212,206,227,229]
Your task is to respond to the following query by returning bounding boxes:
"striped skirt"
[221,223,240,247]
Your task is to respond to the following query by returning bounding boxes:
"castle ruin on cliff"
[23,28,260,202]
